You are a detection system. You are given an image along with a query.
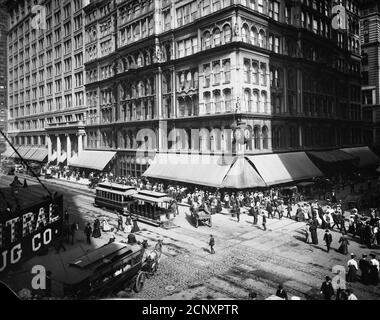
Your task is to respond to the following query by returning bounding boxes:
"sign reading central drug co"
[0,195,63,273]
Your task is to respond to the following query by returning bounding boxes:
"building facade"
[359,0,380,150]
[83,0,366,177]
[0,3,8,154]
[4,0,371,178]
[6,0,89,163]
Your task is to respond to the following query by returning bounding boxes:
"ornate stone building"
[82,0,366,178]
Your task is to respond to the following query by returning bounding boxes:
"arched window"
[250,26,257,45]
[252,90,259,112]
[223,24,232,43]
[223,89,232,111]
[258,29,265,48]
[213,61,221,85]
[203,31,211,49]
[138,81,145,97]
[185,72,192,89]
[214,90,221,113]
[244,89,251,112]
[193,71,199,88]
[213,28,221,46]
[204,92,211,113]
[223,59,231,83]
[252,61,259,84]
[261,91,267,113]
[243,59,250,83]
[254,126,261,150]
[242,24,249,42]
[179,98,186,117]
[262,126,269,149]
[186,97,192,116]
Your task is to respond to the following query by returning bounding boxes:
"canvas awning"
[340,147,380,168]
[28,147,48,162]
[1,148,15,158]
[220,157,266,189]
[13,146,32,159]
[247,152,323,186]
[307,149,359,164]
[143,154,267,189]
[68,150,116,171]
[24,147,39,160]
[143,153,235,188]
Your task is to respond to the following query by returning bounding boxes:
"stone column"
[56,135,61,163]
[66,134,71,162]
[78,134,83,155]
[47,136,52,163]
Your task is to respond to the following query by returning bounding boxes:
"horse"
[144,240,163,277]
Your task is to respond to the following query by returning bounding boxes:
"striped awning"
[1,148,15,158]
[68,150,116,171]
[28,147,48,162]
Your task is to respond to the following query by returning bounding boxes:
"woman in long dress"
[92,219,101,238]
[338,234,350,255]
[347,255,358,283]
[309,219,319,245]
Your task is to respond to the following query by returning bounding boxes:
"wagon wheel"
[133,271,146,293]
[195,219,199,228]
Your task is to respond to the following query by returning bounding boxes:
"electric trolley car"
[129,190,177,227]
[94,182,136,213]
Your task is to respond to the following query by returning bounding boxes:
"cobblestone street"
[1,175,380,300]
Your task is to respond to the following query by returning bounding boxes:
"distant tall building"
[359,0,380,150]
[0,3,8,154]
[5,0,89,163]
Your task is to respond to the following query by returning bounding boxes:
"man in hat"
[347,253,358,283]
[323,229,333,253]
[359,254,370,285]
[262,213,267,231]
[320,276,335,300]
[209,235,215,254]
[84,222,92,245]
[286,203,292,219]
[266,202,274,219]
[275,284,288,300]
[116,211,124,232]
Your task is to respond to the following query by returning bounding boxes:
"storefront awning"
[28,147,48,162]
[68,150,116,171]
[340,147,380,168]
[24,147,39,160]
[143,153,235,188]
[1,148,15,158]
[307,149,359,164]
[247,152,323,186]
[12,146,32,159]
[220,157,266,189]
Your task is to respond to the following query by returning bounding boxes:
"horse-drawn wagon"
[190,204,212,228]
